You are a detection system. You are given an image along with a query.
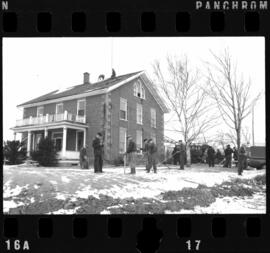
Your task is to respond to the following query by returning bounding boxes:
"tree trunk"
[186,142,191,167]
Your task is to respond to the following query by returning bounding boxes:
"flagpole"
[252,104,255,146]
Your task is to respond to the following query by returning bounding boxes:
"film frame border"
[0,0,269,252]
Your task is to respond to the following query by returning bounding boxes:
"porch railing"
[16,111,86,127]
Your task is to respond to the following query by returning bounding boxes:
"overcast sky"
[3,37,265,145]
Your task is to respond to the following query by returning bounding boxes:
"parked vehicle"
[247,146,266,170]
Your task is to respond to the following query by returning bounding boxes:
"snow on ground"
[3,164,266,214]
[165,193,266,214]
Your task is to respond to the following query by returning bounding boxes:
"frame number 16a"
[186,240,201,251]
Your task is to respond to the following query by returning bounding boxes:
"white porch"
[12,121,88,160]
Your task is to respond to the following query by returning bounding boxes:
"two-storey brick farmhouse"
[11,71,169,163]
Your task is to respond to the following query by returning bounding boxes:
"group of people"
[79,132,159,174]
[223,144,248,175]
[171,140,186,170]
[171,142,249,175]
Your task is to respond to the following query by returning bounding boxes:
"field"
[3,164,266,214]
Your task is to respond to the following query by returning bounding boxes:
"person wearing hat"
[92,132,104,173]
[79,144,89,169]
[126,135,137,174]
[223,144,233,168]
[146,138,158,173]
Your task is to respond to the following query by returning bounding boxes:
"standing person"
[238,144,247,176]
[216,149,222,164]
[172,144,180,165]
[142,138,149,171]
[92,132,104,173]
[126,135,137,174]
[147,139,158,173]
[207,146,215,167]
[179,140,185,170]
[233,147,238,167]
[79,145,89,169]
[223,144,233,168]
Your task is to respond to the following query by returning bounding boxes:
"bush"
[112,154,124,166]
[3,140,27,165]
[31,137,58,166]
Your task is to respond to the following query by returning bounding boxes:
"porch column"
[62,126,67,158]
[27,131,31,156]
[83,128,86,147]
[44,128,48,138]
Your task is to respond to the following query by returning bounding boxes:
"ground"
[3,164,266,214]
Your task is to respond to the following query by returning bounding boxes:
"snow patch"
[61,176,71,183]
[4,182,29,198]
[50,180,58,184]
[3,200,24,213]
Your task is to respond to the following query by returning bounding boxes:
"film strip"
[1,0,269,252]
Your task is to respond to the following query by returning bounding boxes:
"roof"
[18,71,142,107]
[18,70,170,113]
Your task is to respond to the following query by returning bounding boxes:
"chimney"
[83,72,90,84]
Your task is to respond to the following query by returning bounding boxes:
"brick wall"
[109,77,165,161]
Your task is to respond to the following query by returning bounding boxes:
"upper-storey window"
[120,97,128,120]
[133,80,145,99]
[56,103,64,114]
[37,106,44,117]
[151,108,156,128]
[77,99,86,116]
[136,103,143,125]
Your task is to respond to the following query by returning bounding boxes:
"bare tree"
[206,50,261,151]
[242,126,251,145]
[152,55,216,166]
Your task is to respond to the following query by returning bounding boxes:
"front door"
[55,138,62,151]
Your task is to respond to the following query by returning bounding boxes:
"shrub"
[3,140,27,165]
[31,137,58,166]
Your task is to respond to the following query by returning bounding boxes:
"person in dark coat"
[233,147,238,167]
[223,144,233,168]
[215,149,223,164]
[172,144,180,165]
[142,138,149,171]
[79,145,89,169]
[147,139,158,173]
[178,140,185,170]
[126,135,137,174]
[92,132,104,173]
[207,146,215,167]
[238,144,247,176]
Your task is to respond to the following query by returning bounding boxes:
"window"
[136,130,143,150]
[136,103,143,125]
[120,97,127,120]
[151,108,156,128]
[151,132,156,143]
[134,80,145,99]
[56,103,64,114]
[77,99,86,116]
[37,106,44,117]
[119,127,127,153]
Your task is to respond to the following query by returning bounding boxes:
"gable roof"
[18,70,170,113]
[18,71,142,107]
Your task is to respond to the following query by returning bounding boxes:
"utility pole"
[252,105,255,146]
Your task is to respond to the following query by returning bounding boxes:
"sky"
[3,37,265,146]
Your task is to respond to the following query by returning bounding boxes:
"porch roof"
[11,121,88,133]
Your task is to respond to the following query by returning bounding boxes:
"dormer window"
[134,80,145,99]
